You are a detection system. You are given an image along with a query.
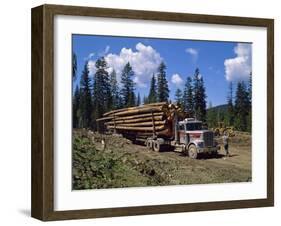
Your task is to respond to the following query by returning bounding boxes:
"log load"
[97,102,186,138]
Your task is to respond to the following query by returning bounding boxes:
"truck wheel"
[146,139,153,150]
[188,144,198,159]
[153,140,161,152]
[183,146,189,156]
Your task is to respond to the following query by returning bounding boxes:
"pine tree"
[148,74,157,103]
[157,62,169,102]
[143,95,148,105]
[136,93,141,106]
[234,81,250,131]
[72,52,77,80]
[93,57,111,122]
[120,62,135,107]
[193,68,207,121]
[117,95,123,109]
[247,73,252,132]
[73,85,80,128]
[248,72,252,104]
[226,82,234,126]
[79,61,92,128]
[132,92,136,106]
[208,101,213,109]
[175,88,183,106]
[199,75,207,121]
[193,68,200,119]
[183,76,194,116]
[206,101,217,128]
[109,69,119,110]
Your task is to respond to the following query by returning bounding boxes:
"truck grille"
[203,131,213,147]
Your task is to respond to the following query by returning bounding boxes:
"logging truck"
[97,102,220,159]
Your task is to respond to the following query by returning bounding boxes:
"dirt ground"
[76,130,252,188]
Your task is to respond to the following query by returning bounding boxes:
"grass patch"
[72,132,171,189]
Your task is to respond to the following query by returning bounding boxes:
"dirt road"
[85,131,252,187]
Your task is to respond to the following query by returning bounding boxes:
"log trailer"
[97,102,220,159]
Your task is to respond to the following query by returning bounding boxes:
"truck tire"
[188,144,198,159]
[146,139,153,150]
[153,140,161,152]
[182,145,189,156]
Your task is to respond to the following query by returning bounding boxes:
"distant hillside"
[206,104,228,128]
[207,104,228,113]
[207,103,251,132]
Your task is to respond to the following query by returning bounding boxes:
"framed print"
[31,4,274,221]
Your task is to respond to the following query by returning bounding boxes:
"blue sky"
[72,34,252,107]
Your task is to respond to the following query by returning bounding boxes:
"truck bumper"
[197,146,220,153]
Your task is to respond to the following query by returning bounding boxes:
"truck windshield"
[186,123,202,131]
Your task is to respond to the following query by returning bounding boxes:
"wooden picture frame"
[31,4,274,221]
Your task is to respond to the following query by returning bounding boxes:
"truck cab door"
[178,124,186,144]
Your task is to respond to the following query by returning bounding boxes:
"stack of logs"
[96,102,186,137]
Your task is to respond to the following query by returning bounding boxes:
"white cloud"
[104,45,110,54]
[83,52,95,61]
[98,45,111,57]
[87,60,96,76]
[93,42,163,87]
[224,43,252,81]
[171,73,184,86]
[185,48,198,61]
[88,53,95,58]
